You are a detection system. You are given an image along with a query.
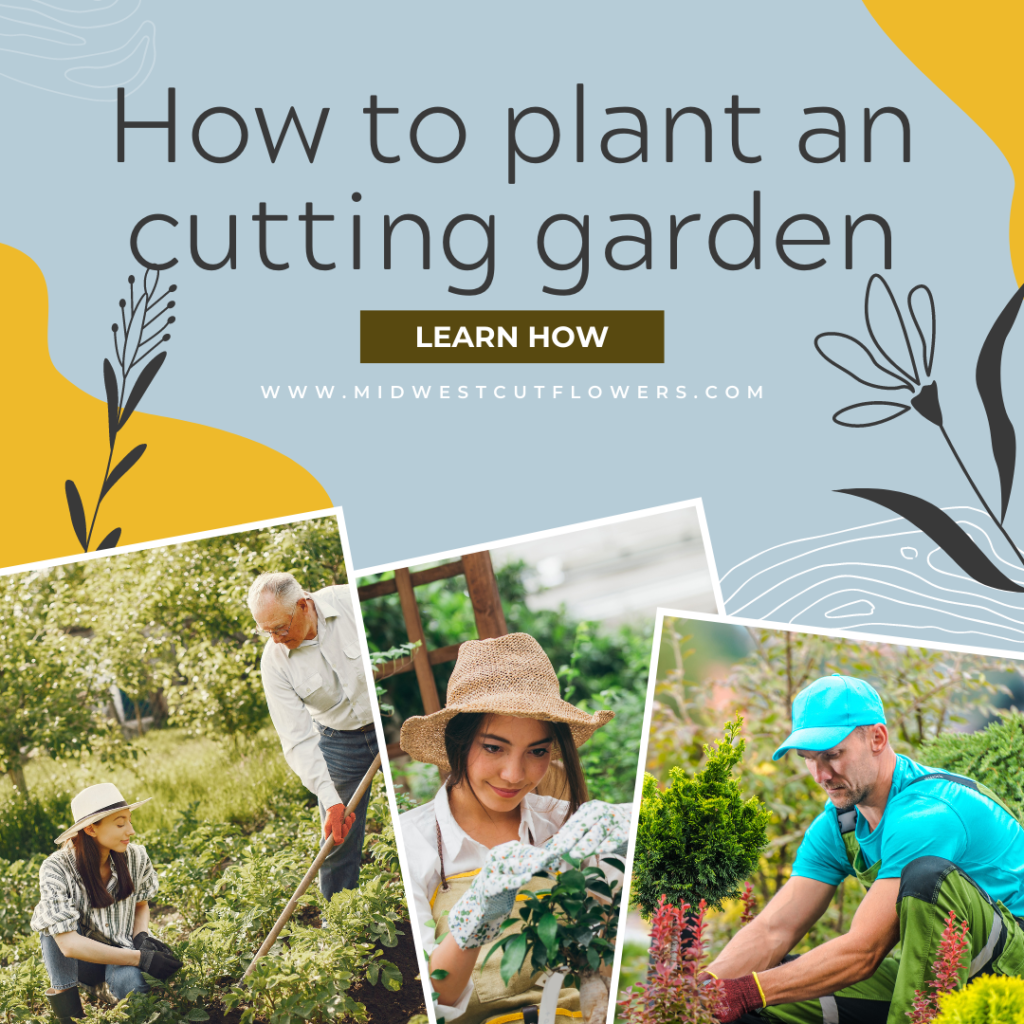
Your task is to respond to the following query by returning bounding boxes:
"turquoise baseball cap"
[772,674,886,760]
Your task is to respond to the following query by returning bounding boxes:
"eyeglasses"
[257,606,297,638]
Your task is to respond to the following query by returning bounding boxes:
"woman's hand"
[448,840,557,949]
[548,801,631,860]
[133,931,176,957]
[137,946,183,980]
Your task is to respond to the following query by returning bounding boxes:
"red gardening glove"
[714,974,763,1023]
[324,802,356,844]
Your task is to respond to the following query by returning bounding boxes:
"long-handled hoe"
[242,752,383,980]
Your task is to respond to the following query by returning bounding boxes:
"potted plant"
[486,858,622,1024]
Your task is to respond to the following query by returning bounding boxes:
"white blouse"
[399,785,573,1021]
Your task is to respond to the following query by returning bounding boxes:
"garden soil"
[347,920,426,1023]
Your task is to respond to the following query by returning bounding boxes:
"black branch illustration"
[65,270,177,552]
[815,273,1024,592]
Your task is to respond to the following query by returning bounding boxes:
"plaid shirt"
[31,842,158,949]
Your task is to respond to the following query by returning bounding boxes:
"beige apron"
[430,869,582,1024]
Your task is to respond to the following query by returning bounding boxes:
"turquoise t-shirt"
[791,754,1024,916]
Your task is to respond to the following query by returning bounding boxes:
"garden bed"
[0,734,425,1024]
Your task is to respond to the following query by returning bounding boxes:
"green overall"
[758,773,1024,1024]
[430,868,582,1024]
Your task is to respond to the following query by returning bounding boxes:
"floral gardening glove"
[447,840,558,949]
[548,800,631,861]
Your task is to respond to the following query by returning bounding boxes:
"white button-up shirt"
[259,584,373,809]
[399,785,573,1021]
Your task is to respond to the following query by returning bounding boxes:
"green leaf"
[380,961,403,991]
[558,869,587,892]
[430,969,449,981]
[186,1011,210,1021]
[500,933,528,988]
[537,912,559,955]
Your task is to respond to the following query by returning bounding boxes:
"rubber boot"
[46,986,85,1022]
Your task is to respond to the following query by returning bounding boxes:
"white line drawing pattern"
[0,1,154,100]
[721,507,1024,649]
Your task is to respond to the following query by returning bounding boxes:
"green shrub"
[633,718,770,917]
[0,788,71,862]
[922,712,1024,822]
[933,974,1024,1022]
[0,854,45,941]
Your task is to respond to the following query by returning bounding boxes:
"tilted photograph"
[620,610,1024,1024]
[0,511,424,1024]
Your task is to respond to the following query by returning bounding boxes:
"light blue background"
[4,0,1022,645]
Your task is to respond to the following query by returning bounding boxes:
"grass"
[2,727,308,853]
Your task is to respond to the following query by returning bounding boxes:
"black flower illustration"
[814,273,1024,591]
[815,273,939,428]
[64,270,178,552]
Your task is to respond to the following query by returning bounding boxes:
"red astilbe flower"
[908,909,970,1024]
[618,895,724,1024]
[739,883,758,927]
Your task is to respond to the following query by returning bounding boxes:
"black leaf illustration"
[65,480,87,551]
[119,351,167,431]
[96,528,122,550]
[103,358,119,448]
[837,487,1024,592]
[976,280,1024,523]
[99,444,147,501]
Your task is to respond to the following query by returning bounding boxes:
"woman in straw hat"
[399,632,631,1024]
[30,783,182,1023]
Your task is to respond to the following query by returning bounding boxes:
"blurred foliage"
[647,618,1013,950]
[0,516,345,797]
[923,711,1024,822]
[363,562,649,807]
[0,566,131,792]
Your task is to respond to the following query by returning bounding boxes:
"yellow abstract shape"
[0,243,332,568]
[863,0,1024,282]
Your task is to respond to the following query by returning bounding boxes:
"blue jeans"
[316,722,379,900]
[40,933,147,1000]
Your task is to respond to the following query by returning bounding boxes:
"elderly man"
[707,673,1024,1024]
[247,572,378,900]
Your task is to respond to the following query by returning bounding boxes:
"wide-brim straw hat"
[55,783,153,845]
[400,632,614,770]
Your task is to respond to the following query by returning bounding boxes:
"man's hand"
[324,802,357,844]
[750,878,901,1008]
[713,975,764,1023]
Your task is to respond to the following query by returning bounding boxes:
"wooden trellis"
[357,550,508,757]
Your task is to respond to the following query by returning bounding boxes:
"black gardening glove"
[137,946,183,980]
[133,931,176,957]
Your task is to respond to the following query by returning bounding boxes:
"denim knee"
[106,964,148,1001]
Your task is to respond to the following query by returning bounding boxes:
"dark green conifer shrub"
[633,718,770,918]
[923,711,1024,822]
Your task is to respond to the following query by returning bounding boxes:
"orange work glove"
[324,802,357,844]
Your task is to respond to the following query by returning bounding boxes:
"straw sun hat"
[400,632,614,771]
[54,783,153,845]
